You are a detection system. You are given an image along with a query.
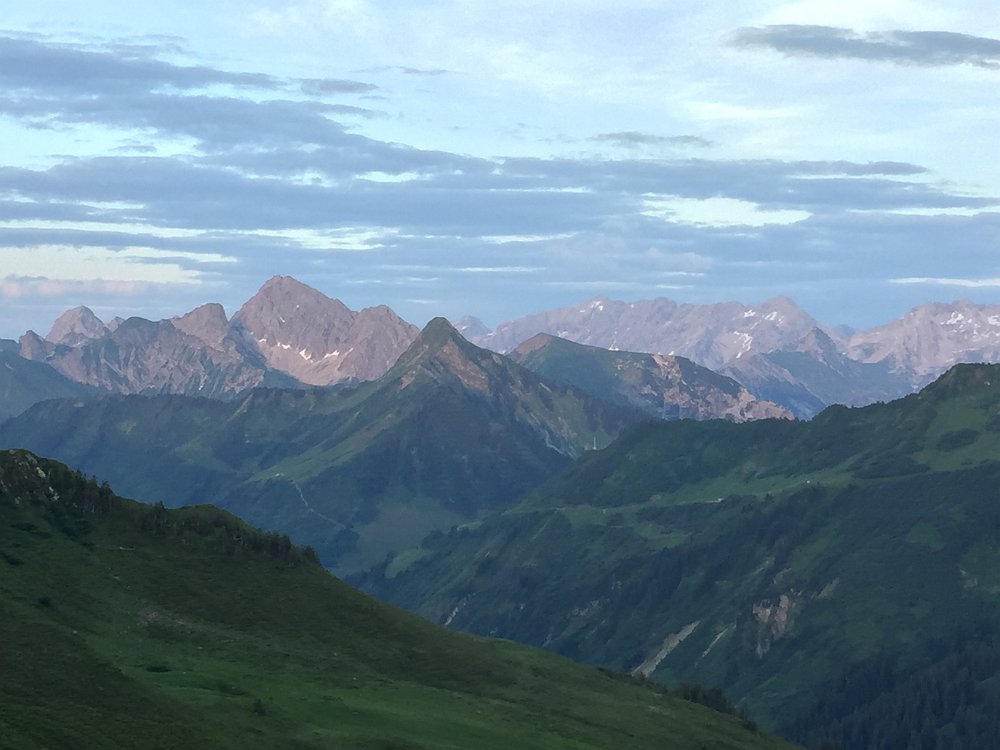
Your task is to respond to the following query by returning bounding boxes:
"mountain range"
[0,448,788,750]
[6,277,1000,748]
[0,318,645,574]
[510,333,791,422]
[14,276,419,401]
[465,295,1000,417]
[361,363,1000,747]
[7,278,1000,421]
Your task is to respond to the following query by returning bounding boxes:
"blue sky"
[1,0,998,338]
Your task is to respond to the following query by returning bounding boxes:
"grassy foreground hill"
[363,364,1000,747]
[0,449,788,750]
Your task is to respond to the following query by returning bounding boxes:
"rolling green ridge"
[0,449,790,750]
[362,364,1000,748]
[0,350,97,421]
[0,318,641,575]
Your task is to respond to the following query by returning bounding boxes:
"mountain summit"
[46,305,108,346]
[232,276,419,386]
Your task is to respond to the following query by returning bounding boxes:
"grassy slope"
[0,450,789,750]
[363,364,1000,731]
[0,351,95,422]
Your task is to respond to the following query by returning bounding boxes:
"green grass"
[364,365,1000,737]
[0,450,789,750]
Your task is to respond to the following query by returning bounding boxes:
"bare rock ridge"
[468,297,1000,416]
[16,282,1000,415]
[510,333,792,422]
[847,300,1000,385]
[46,305,108,347]
[473,295,823,371]
[232,275,420,386]
[16,277,419,398]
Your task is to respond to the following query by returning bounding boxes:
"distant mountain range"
[510,333,791,422]
[5,278,1000,422]
[464,295,1000,416]
[14,276,419,400]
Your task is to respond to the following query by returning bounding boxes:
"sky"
[1,0,999,338]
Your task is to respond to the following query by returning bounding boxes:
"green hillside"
[0,319,640,575]
[0,449,789,750]
[364,364,1000,747]
[0,350,96,421]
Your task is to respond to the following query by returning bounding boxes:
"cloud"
[890,276,1000,288]
[0,34,381,148]
[391,66,453,76]
[0,276,167,300]
[0,35,282,94]
[730,26,1000,68]
[1,28,998,335]
[590,132,713,149]
[299,77,379,95]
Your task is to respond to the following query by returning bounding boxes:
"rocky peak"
[395,317,473,366]
[388,318,507,396]
[231,277,419,386]
[452,315,491,340]
[511,332,557,357]
[847,300,1000,382]
[46,306,108,347]
[788,328,842,363]
[171,303,230,347]
[18,331,55,362]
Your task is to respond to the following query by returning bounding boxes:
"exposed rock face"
[752,593,798,658]
[46,306,108,347]
[480,296,1000,415]
[17,277,420,397]
[725,328,912,417]
[20,316,286,398]
[171,303,230,347]
[848,300,1000,385]
[511,333,792,422]
[231,276,419,386]
[474,295,822,371]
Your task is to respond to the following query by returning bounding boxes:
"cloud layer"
[0,19,998,335]
[731,25,1000,68]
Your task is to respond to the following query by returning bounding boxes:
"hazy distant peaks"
[46,306,107,347]
[452,315,490,340]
